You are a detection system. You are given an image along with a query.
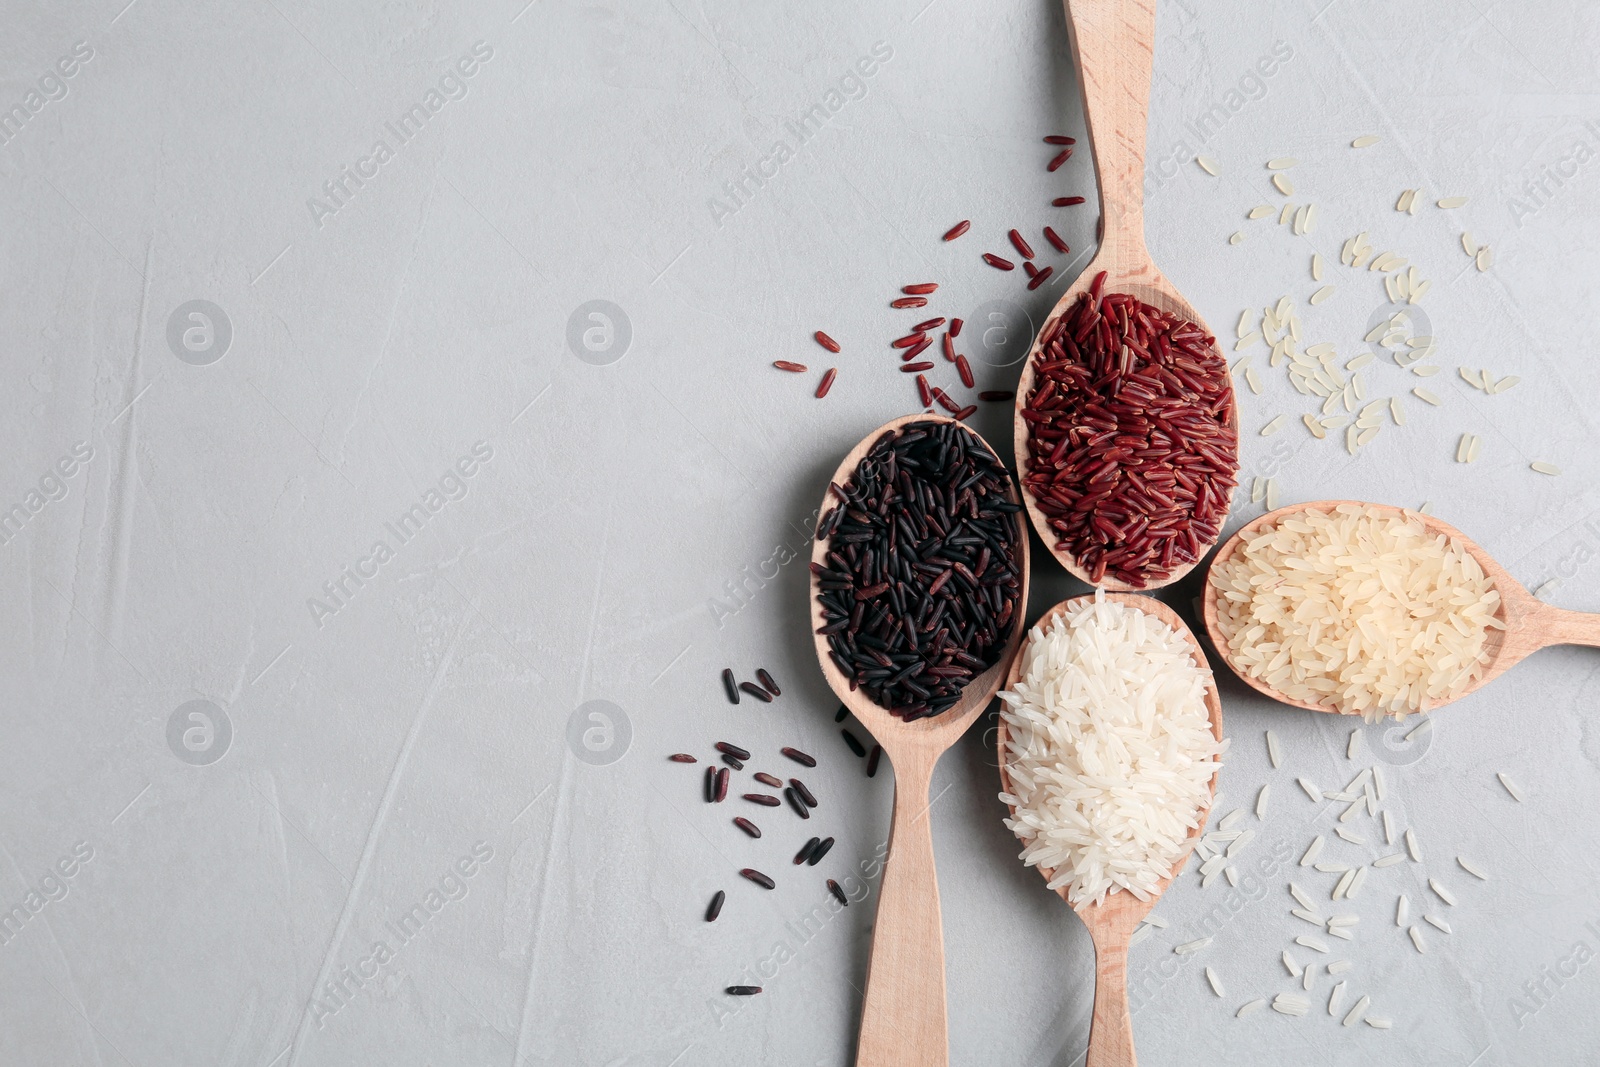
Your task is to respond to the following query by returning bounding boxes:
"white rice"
[1328,981,1347,1016]
[1343,994,1371,1026]
[1266,730,1282,768]
[1458,856,1488,880]
[1289,882,1317,911]
[1292,907,1324,925]
[1296,935,1330,953]
[1396,894,1409,926]
[1300,836,1324,866]
[1328,959,1353,975]
[1334,826,1364,845]
[1197,155,1220,176]
[998,593,1225,906]
[1409,925,1426,953]
[1429,879,1457,906]
[1210,505,1503,719]
[1256,784,1271,818]
[1175,937,1213,954]
[1497,772,1523,801]
[1298,778,1322,802]
[1382,810,1395,844]
[1237,998,1266,1018]
[1347,729,1362,759]
[1282,950,1302,978]
[1405,828,1422,862]
[1373,853,1406,867]
[1352,135,1381,148]
[1425,914,1453,934]
[1366,1017,1393,1029]
[1274,993,1309,1016]
[1206,966,1225,997]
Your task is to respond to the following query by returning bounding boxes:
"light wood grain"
[1201,499,1600,713]
[1012,0,1238,592]
[809,414,1031,1067]
[996,594,1223,1067]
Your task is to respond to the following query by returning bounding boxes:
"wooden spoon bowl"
[1201,500,1600,714]
[996,594,1223,1067]
[1012,0,1239,592]
[810,413,1031,1067]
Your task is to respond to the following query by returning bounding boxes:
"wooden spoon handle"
[855,751,947,1067]
[1064,0,1157,259]
[1541,606,1600,650]
[1085,923,1136,1067]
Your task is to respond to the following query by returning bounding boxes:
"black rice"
[704,766,717,802]
[841,729,867,758]
[756,669,781,697]
[834,705,849,723]
[812,419,1024,720]
[743,793,781,807]
[866,744,882,778]
[795,837,821,864]
[706,890,725,921]
[807,837,835,866]
[727,986,763,995]
[670,753,697,763]
[716,742,751,761]
[739,682,774,703]
[714,768,730,803]
[722,668,740,704]
[722,754,744,770]
[733,817,761,838]
[753,772,782,788]
[789,779,818,808]
[786,787,811,820]
[740,868,775,890]
[828,879,849,906]
[781,747,816,768]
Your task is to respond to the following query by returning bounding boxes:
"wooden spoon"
[1202,500,1600,713]
[809,414,1031,1067]
[996,594,1223,1067]
[1012,0,1239,591]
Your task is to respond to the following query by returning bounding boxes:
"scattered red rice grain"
[903,337,932,361]
[669,753,697,763]
[901,361,934,372]
[1048,148,1072,171]
[815,368,837,399]
[722,753,744,770]
[942,333,956,362]
[1009,229,1036,260]
[781,747,816,767]
[706,890,725,921]
[903,282,938,295]
[983,253,1015,271]
[932,388,961,415]
[1024,261,1039,279]
[733,817,761,838]
[714,768,730,802]
[743,793,781,807]
[739,869,775,890]
[950,318,963,338]
[814,331,840,353]
[1053,196,1086,207]
[916,374,932,407]
[979,391,1015,402]
[942,220,971,241]
[773,360,807,372]
[753,772,782,788]
[828,879,849,906]
[912,317,946,333]
[954,404,977,420]
[1044,135,1077,145]
[956,355,975,389]
[1044,226,1069,254]
[892,333,927,349]
[1027,266,1054,290]
[891,296,928,309]
[1019,272,1238,587]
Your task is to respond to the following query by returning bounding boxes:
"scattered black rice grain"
[840,729,867,758]
[795,837,821,864]
[714,768,730,803]
[834,705,849,723]
[727,986,763,995]
[740,868,775,890]
[716,742,751,761]
[704,766,717,802]
[807,837,835,866]
[669,753,697,763]
[756,669,781,697]
[706,890,726,921]
[811,419,1024,720]
[733,817,761,838]
[789,779,818,808]
[753,772,782,788]
[867,745,882,778]
[722,754,744,770]
[743,793,781,807]
[828,879,849,906]
[722,669,740,704]
[786,787,811,820]
[781,747,817,767]
[738,682,774,703]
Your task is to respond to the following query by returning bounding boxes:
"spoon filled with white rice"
[997,591,1225,1066]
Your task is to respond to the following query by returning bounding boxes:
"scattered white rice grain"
[1220,808,1246,831]
[1429,879,1457,906]
[1461,231,1476,256]
[1332,869,1356,901]
[1129,923,1153,946]
[1267,157,1298,170]
[1289,882,1318,911]
[1302,413,1327,439]
[1531,461,1561,476]
[1205,965,1226,997]
[1405,829,1422,862]
[1352,135,1380,148]
[1535,579,1562,599]
[1347,352,1375,371]
[1273,173,1294,196]
[1409,925,1426,953]
[1340,800,1364,824]
[1328,981,1347,1016]
[1328,959,1353,975]
[1497,772,1523,801]
[1413,387,1441,405]
[1347,730,1361,759]
[1246,366,1262,394]
[1266,478,1280,511]
[1274,993,1310,1016]
[1261,415,1287,436]
[1315,863,1348,874]
[1292,907,1324,925]
[1347,866,1368,899]
[1490,374,1520,394]
[1406,719,1431,743]
[1396,895,1409,926]
[1312,254,1324,281]
[1303,964,1316,991]
[1327,926,1352,941]
[1256,784,1271,819]
[1224,865,1239,886]
[1279,202,1295,225]
[1467,434,1481,463]
[1236,309,1252,337]
[1237,998,1267,1018]
[1389,397,1405,425]
[1438,196,1468,209]
[1374,853,1406,868]
[1425,914,1453,934]
[1413,365,1439,376]
[1265,730,1282,769]
[1227,831,1256,859]
[1382,810,1395,845]
[1366,1017,1392,1030]
[1248,205,1274,220]
[1335,825,1365,845]
[1300,837,1324,866]
[1282,950,1302,978]
[1298,778,1322,802]
[1343,994,1371,1026]
[1476,245,1492,271]
[1175,937,1213,955]
[1328,914,1359,928]
[1396,189,1416,213]
[1144,914,1168,929]
[1310,284,1335,305]
[1372,765,1386,802]
[1458,857,1488,880]
[1230,231,1245,246]
[1197,155,1220,176]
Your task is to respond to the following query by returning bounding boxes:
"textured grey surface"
[2,0,1598,1064]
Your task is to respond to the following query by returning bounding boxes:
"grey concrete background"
[2,0,1597,1064]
